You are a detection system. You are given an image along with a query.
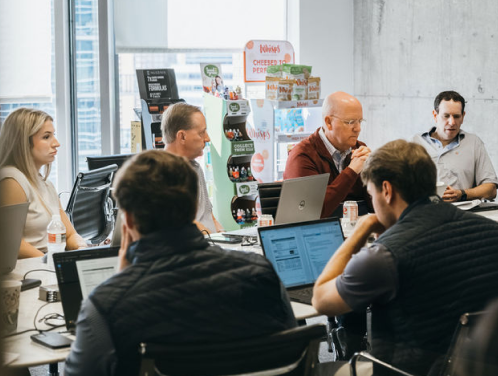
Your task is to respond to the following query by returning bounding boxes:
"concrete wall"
[354,0,498,172]
[289,0,354,95]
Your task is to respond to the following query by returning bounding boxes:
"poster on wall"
[243,40,294,83]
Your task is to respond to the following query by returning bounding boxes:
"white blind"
[0,0,52,103]
[114,0,286,52]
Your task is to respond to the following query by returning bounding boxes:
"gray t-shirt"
[335,243,399,310]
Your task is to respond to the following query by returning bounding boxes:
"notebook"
[258,217,344,305]
[275,174,329,225]
[54,246,119,332]
[0,202,29,275]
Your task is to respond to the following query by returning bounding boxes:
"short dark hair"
[112,150,198,234]
[434,91,466,114]
[361,140,437,204]
[161,102,203,144]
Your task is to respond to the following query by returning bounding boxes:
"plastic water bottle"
[47,214,66,269]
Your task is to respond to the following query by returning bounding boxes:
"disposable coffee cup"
[436,182,446,197]
[1,280,22,334]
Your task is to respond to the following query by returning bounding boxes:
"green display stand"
[203,94,257,231]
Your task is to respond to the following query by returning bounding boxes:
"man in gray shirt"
[162,102,223,233]
[412,90,497,201]
[312,140,498,375]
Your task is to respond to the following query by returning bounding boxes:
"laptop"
[275,174,329,225]
[223,173,330,239]
[110,210,122,247]
[54,246,119,332]
[0,202,29,275]
[258,217,344,305]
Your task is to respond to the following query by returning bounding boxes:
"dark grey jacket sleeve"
[65,299,117,376]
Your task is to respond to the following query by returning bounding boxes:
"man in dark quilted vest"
[65,150,297,376]
[312,139,498,376]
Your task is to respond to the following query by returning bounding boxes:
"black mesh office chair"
[138,324,326,376]
[257,181,282,219]
[349,311,486,376]
[65,164,118,244]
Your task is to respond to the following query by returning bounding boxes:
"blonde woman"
[0,108,86,258]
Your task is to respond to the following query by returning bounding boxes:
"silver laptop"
[258,217,344,305]
[0,203,29,275]
[110,210,122,247]
[275,173,329,225]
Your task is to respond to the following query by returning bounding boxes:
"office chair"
[86,153,133,171]
[138,324,326,376]
[348,311,486,376]
[65,164,118,244]
[257,181,282,220]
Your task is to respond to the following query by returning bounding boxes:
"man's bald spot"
[322,91,362,120]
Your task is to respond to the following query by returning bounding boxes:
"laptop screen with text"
[258,218,344,288]
[54,247,119,331]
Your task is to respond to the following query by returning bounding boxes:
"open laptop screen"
[54,246,119,331]
[258,218,344,288]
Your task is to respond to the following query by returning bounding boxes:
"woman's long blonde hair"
[0,107,54,188]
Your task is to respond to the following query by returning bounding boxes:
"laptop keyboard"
[287,287,314,305]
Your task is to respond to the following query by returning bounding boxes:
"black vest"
[372,198,498,375]
[90,224,297,376]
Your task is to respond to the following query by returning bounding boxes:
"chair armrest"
[349,351,416,376]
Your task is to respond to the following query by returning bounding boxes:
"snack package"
[266,64,283,78]
[282,64,312,79]
[200,63,225,95]
[307,77,321,100]
[292,78,307,100]
[277,79,294,101]
[265,77,280,100]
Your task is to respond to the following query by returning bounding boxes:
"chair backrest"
[65,164,118,244]
[138,323,326,376]
[257,181,282,220]
[86,153,133,172]
[437,311,486,376]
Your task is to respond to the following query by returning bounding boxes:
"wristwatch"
[460,189,467,201]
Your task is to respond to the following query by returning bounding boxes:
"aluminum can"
[343,201,358,223]
[257,214,274,227]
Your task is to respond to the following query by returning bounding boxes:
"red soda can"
[343,201,358,223]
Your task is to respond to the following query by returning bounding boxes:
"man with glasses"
[284,91,372,218]
[412,90,497,202]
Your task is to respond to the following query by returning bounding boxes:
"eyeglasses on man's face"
[330,114,366,127]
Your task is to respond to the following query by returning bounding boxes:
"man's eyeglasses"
[330,115,366,127]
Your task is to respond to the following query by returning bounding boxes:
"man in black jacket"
[312,140,498,376]
[65,150,297,376]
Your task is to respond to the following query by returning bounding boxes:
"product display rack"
[249,99,324,182]
[203,93,258,231]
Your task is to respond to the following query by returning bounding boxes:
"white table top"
[2,257,70,368]
[3,250,318,368]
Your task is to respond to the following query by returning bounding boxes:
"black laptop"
[258,218,344,305]
[54,246,119,332]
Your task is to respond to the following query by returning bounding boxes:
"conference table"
[5,206,497,372]
[2,249,318,371]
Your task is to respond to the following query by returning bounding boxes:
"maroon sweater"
[283,128,371,218]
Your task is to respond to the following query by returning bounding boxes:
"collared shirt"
[421,127,463,154]
[190,160,216,233]
[318,127,352,173]
[412,128,498,189]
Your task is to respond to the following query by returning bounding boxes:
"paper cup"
[436,182,446,197]
[1,280,22,334]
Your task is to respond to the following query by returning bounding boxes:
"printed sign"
[227,100,251,116]
[231,141,255,155]
[236,181,258,197]
[244,40,295,83]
